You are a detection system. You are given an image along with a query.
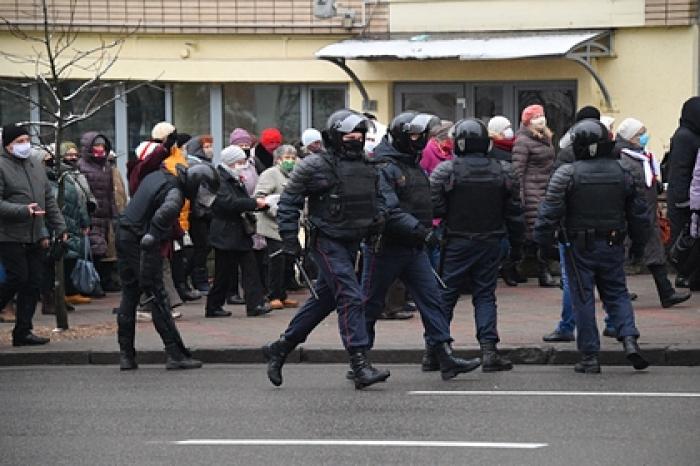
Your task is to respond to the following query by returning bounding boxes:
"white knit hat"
[617,118,644,140]
[220,145,247,165]
[487,116,511,135]
[301,128,322,147]
[151,121,176,141]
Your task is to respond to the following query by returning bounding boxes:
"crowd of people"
[0,95,699,387]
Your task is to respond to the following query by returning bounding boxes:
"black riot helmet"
[452,118,490,155]
[389,112,440,159]
[570,118,613,160]
[177,163,220,208]
[322,109,370,159]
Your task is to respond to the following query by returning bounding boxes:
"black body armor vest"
[566,159,626,233]
[446,157,506,235]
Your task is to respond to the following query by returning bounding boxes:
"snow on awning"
[315,30,608,61]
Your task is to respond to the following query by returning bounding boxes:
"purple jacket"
[420,138,453,175]
[690,150,700,211]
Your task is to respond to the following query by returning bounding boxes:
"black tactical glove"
[163,130,178,150]
[140,233,157,251]
[281,235,302,257]
[367,214,386,236]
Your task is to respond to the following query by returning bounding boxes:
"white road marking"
[173,439,547,449]
[408,390,700,398]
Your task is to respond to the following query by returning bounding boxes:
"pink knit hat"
[521,105,545,126]
[229,128,253,146]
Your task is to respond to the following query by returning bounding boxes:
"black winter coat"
[667,97,700,209]
[208,165,258,251]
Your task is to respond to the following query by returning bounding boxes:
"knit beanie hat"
[521,105,545,126]
[60,141,78,156]
[487,116,511,135]
[260,128,283,148]
[2,124,29,148]
[220,145,247,166]
[575,106,601,122]
[301,128,322,147]
[617,118,644,140]
[229,128,253,146]
[151,121,176,141]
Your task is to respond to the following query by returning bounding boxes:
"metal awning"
[316,30,614,109]
[316,30,608,61]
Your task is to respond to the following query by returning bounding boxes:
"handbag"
[241,212,257,236]
[70,235,102,295]
[669,223,700,276]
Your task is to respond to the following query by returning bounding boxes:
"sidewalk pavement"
[1,275,699,366]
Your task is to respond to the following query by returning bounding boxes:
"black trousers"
[266,238,288,301]
[188,216,211,286]
[207,248,265,313]
[0,242,44,337]
[115,228,188,354]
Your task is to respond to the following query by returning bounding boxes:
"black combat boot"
[262,337,297,386]
[500,263,519,287]
[421,343,440,372]
[574,353,601,373]
[622,336,649,370]
[349,351,390,390]
[480,341,513,372]
[119,348,138,371]
[433,342,481,380]
[164,344,202,370]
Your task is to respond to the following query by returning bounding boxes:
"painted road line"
[408,390,700,398]
[172,439,548,449]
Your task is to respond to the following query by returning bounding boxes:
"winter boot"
[349,351,390,390]
[574,353,601,373]
[433,342,481,380]
[421,343,440,372]
[262,337,297,386]
[500,262,519,287]
[622,336,649,370]
[537,261,558,288]
[480,341,513,372]
[41,290,55,315]
[164,344,202,370]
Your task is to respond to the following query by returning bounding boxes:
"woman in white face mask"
[487,115,515,162]
[512,104,558,288]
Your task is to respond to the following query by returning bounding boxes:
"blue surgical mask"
[638,133,650,147]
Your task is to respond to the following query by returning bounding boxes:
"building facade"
[0,0,698,172]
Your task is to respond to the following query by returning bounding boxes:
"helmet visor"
[408,114,438,134]
[335,113,369,134]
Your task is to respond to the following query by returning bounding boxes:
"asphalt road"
[1,364,699,466]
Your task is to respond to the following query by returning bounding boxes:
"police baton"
[270,249,319,300]
[557,229,585,302]
[430,266,447,290]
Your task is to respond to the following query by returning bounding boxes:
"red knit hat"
[260,128,282,150]
[521,105,545,126]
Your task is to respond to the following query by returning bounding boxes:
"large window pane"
[311,88,346,131]
[127,83,165,156]
[0,81,30,125]
[39,80,115,148]
[517,88,576,149]
[474,85,503,123]
[399,91,460,121]
[173,83,210,136]
[223,84,301,143]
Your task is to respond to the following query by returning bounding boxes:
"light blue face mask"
[638,132,650,147]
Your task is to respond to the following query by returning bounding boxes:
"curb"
[0,345,698,366]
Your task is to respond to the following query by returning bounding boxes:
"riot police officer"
[430,118,525,372]
[361,112,481,380]
[534,119,650,373]
[262,109,390,390]
[116,163,219,370]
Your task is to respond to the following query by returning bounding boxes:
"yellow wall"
[1,25,697,156]
[389,0,645,32]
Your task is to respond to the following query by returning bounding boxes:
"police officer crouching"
[116,163,219,370]
[534,119,650,373]
[362,112,481,380]
[262,109,390,390]
[430,118,525,372]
